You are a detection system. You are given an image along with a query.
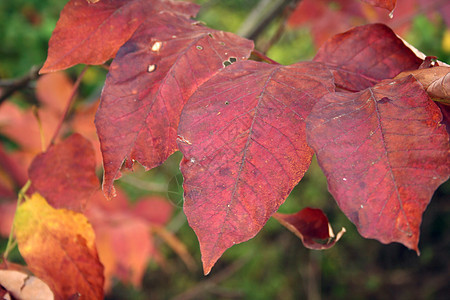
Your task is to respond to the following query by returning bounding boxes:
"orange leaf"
[14,193,104,300]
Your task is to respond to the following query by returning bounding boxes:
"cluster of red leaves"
[1,0,450,297]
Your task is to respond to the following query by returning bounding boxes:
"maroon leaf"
[95,12,254,199]
[314,23,422,91]
[178,60,335,274]
[273,207,345,249]
[28,133,99,212]
[40,0,200,73]
[306,76,450,252]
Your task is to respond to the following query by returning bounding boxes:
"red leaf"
[28,133,99,212]
[361,0,396,11]
[314,23,422,91]
[85,190,174,290]
[40,0,200,73]
[306,76,450,252]
[95,12,254,199]
[273,207,345,249]
[287,0,366,47]
[178,60,335,274]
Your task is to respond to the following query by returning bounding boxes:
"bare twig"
[258,0,299,54]
[0,65,41,105]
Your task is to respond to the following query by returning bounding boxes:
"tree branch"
[0,65,41,105]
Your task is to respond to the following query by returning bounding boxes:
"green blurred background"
[0,0,449,299]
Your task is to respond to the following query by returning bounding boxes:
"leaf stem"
[32,106,46,153]
[3,180,31,260]
[251,50,280,64]
[48,65,89,148]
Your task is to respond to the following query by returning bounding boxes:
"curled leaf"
[273,208,345,249]
[0,269,54,300]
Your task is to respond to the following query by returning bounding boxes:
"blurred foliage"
[0,0,449,299]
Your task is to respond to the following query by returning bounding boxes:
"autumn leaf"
[394,66,450,103]
[273,207,345,249]
[314,23,422,91]
[85,190,174,290]
[40,0,200,73]
[95,12,254,199]
[0,73,73,176]
[28,133,99,212]
[14,193,104,300]
[287,0,416,47]
[36,72,74,115]
[306,75,450,252]
[361,0,396,11]
[178,60,335,274]
[0,269,54,300]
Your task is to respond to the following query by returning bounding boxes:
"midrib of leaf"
[214,66,280,248]
[369,88,413,236]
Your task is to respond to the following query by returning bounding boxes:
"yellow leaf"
[14,193,104,300]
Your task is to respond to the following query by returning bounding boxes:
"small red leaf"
[361,0,396,11]
[95,12,254,199]
[40,0,200,73]
[178,60,334,274]
[314,23,422,91]
[28,133,99,212]
[306,76,450,252]
[273,207,345,249]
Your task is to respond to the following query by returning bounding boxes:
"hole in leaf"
[208,33,213,38]
[229,57,237,63]
[147,64,156,73]
[225,101,229,105]
[223,61,232,67]
[378,97,391,104]
[196,45,203,50]
[151,41,162,52]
